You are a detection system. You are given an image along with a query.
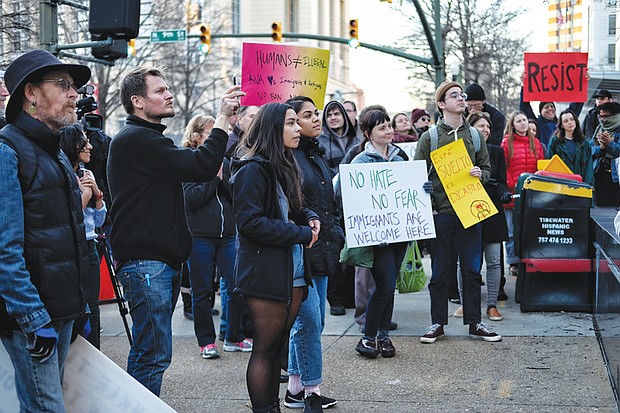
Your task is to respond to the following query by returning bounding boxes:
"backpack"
[429,125,481,153]
[0,124,37,193]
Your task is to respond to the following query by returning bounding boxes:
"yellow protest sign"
[430,138,497,228]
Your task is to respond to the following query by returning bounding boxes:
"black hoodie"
[317,100,360,177]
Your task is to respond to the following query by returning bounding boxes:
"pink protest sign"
[240,42,331,109]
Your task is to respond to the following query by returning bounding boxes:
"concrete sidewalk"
[99,258,618,412]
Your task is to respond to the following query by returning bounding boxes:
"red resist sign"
[523,52,588,103]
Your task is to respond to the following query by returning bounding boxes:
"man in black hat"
[0,49,91,412]
[583,89,613,140]
[464,83,506,146]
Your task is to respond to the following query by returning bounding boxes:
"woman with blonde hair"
[183,114,252,360]
[501,110,545,277]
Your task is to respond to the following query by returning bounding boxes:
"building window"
[610,14,617,35]
[609,43,616,65]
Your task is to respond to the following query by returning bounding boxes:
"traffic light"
[199,25,211,53]
[127,38,136,56]
[92,39,128,61]
[89,0,140,40]
[348,19,359,48]
[271,21,283,42]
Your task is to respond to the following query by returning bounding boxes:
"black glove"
[27,325,58,363]
[423,181,433,194]
[499,192,513,204]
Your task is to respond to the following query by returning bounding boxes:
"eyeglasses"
[419,116,431,122]
[466,103,484,110]
[40,78,77,92]
[445,92,468,101]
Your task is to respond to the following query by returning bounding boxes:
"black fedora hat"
[4,49,91,123]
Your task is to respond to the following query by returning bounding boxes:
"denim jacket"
[0,143,51,333]
[590,129,620,183]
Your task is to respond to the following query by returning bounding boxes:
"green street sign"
[150,30,187,43]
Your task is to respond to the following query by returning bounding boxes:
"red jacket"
[501,134,545,209]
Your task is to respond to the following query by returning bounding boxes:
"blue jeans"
[504,208,518,265]
[288,275,328,386]
[364,243,407,338]
[188,236,244,344]
[1,320,73,412]
[429,214,482,326]
[118,260,180,396]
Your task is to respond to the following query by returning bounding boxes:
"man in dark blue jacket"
[0,49,90,412]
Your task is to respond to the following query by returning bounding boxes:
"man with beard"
[107,66,244,396]
[0,49,91,412]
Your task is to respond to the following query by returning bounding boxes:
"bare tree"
[397,0,530,114]
[0,0,37,66]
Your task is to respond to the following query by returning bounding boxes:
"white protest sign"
[339,161,436,247]
[1,337,177,413]
[395,142,417,161]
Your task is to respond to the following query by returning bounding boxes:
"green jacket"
[414,118,491,215]
[546,135,594,185]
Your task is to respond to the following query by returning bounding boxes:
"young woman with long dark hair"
[231,102,320,413]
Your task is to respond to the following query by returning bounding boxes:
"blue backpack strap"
[0,125,37,193]
[430,126,438,151]
[469,126,480,153]
[431,125,479,152]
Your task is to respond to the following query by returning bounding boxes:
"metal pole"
[40,0,59,53]
[433,0,444,87]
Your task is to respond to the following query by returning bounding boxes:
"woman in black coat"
[280,96,343,408]
[455,113,511,321]
[230,102,320,413]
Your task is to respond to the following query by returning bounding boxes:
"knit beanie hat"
[464,83,485,101]
[411,108,430,124]
[539,101,556,114]
[434,81,462,112]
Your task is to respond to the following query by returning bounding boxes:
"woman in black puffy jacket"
[230,102,320,413]
[280,96,343,408]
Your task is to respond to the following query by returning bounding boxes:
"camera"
[76,84,103,131]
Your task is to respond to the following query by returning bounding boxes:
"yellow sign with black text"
[430,138,497,228]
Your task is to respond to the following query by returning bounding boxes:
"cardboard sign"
[523,52,588,102]
[240,42,330,109]
[0,337,177,413]
[430,139,497,229]
[339,161,436,247]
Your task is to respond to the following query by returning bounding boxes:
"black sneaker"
[304,393,323,413]
[284,390,337,409]
[469,322,502,342]
[420,323,444,344]
[329,306,345,316]
[355,338,379,358]
[378,337,395,358]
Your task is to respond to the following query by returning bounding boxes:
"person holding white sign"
[350,110,409,359]
[230,102,320,413]
[414,81,501,344]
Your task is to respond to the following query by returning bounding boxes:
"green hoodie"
[414,118,491,215]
